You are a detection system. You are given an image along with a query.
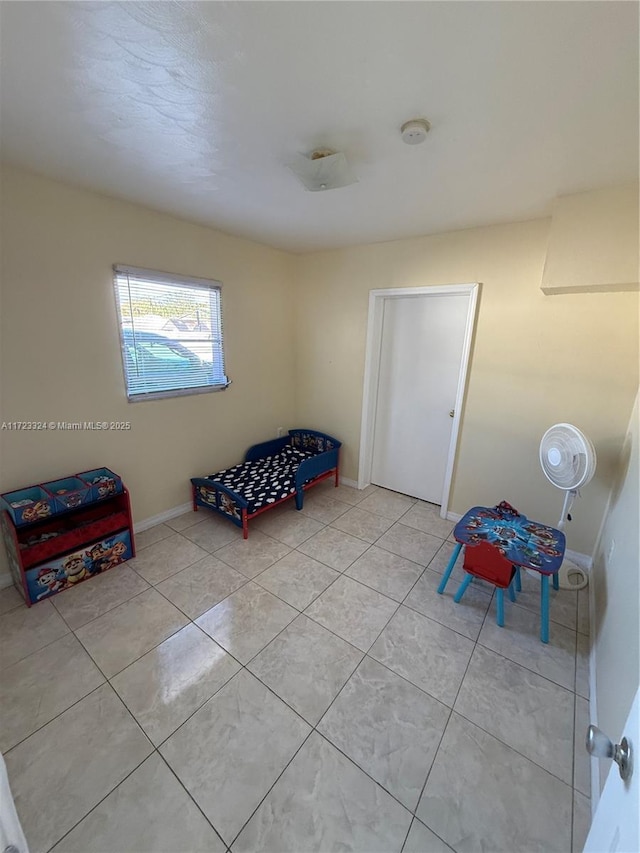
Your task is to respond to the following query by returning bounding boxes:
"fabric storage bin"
[24,528,133,604]
[0,486,56,526]
[42,477,92,512]
[77,467,123,501]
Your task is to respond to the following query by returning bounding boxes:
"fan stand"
[557,489,588,591]
[538,423,595,594]
[556,558,588,591]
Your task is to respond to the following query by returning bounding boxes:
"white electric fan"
[539,423,597,589]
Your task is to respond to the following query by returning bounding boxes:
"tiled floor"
[0,482,593,853]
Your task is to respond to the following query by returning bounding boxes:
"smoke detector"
[400,119,431,145]
[287,148,358,192]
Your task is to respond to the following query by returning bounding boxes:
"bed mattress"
[206,445,315,515]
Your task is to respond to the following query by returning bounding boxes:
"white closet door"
[371,292,469,504]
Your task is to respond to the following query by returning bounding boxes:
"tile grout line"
[39,677,157,853]
[155,749,228,850]
[198,508,580,837]
[455,598,577,787]
[0,607,74,673]
[64,515,581,775]
[358,653,451,715]
[152,656,244,752]
[3,680,108,756]
[472,632,578,694]
[44,667,569,849]
[252,498,447,563]
[208,572,382,846]
[8,491,588,852]
[303,661,453,853]
[0,597,26,617]
[225,727,316,849]
[179,497,452,599]
[300,574,402,651]
[150,571,251,625]
[52,582,152,634]
[188,545,464,844]
[195,515,425,657]
[70,604,192,681]
[411,609,480,830]
[418,596,577,809]
[38,629,238,850]
[344,559,580,701]
[226,638,419,848]
[144,521,430,845]
[7,514,579,711]
[451,702,576,791]
[43,748,154,853]
[208,508,451,626]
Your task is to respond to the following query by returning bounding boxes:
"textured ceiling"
[1,1,638,252]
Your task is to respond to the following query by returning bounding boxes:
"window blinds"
[113,265,229,401]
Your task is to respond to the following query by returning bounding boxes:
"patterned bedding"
[206,445,315,515]
[192,429,341,539]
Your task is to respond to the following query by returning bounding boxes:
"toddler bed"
[191,429,341,538]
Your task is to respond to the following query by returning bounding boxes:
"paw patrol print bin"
[77,467,123,502]
[25,529,133,603]
[0,485,56,526]
[41,477,92,512]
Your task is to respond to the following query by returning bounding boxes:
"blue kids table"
[437,503,566,643]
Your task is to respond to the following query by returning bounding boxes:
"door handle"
[586,725,633,781]
[449,410,455,418]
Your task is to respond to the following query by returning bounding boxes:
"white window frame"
[113,264,230,402]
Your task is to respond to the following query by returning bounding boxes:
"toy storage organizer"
[1,469,135,606]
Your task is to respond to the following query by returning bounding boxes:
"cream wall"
[592,391,639,791]
[542,185,640,294]
[0,166,296,551]
[1,167,638,580]
[293,219,639,557]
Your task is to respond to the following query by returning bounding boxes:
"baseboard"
[339,476,358,489]
[565,549,593,571]
[134,501,193,533]
[0,571,13,590]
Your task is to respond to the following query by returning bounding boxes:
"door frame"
[358,283,480,518]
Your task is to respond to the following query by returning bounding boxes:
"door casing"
[358,284,479,518]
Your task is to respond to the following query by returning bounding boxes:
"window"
[113,265,229,401]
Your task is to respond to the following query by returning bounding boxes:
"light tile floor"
[0,482,592,853]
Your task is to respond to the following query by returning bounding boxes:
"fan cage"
[539,423,597,490]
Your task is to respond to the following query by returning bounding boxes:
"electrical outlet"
[607,539,615,562]
[276,426,284,437]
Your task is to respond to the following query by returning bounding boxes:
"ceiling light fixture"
[288,148,358,192]
[401,118,431,145]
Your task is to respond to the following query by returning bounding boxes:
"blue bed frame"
[190,429,341,538]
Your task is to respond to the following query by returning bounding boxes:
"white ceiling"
[1,1,638,253]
